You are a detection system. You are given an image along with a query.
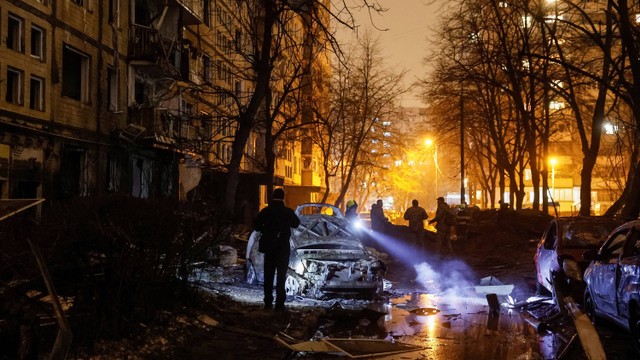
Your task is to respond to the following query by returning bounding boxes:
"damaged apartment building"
[0,0,328,218]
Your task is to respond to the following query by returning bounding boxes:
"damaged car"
[583,220,640,351]
[534,216,624,301]
[246,203,386,299]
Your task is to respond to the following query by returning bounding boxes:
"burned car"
[534,216,624,301]
[246,203,386,299]
[583,220,640,351]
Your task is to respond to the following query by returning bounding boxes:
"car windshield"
[562,223,615,248]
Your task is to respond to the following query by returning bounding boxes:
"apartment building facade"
[0,0,328,217]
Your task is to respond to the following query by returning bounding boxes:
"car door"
[591,230,628,315]
[537,221,559,288]
[616,228,640,320]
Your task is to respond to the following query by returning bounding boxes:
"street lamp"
[425,139,438,196]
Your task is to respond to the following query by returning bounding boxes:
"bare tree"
[315,34,406,208]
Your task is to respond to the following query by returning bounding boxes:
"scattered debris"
[563,297,605,360]
[274,332,423,358]
[474,276,514,296]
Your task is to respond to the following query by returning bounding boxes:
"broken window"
[108,67,119,111]
[6,67,24,105]
[29,75,45,111]
[132,156,152,198]
[59,146,93,198]
[202,54,212,84]
[62,45,90,102]
[7,14,24,53]
[30,25,44,60]
[108,0,119,24]
[106,153,121,193]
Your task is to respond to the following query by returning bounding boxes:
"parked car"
[583,220,640,351]
[246,203,386,299]
[534,216,624,301]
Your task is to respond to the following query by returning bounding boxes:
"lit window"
[383,131,391,137]
[6,68,24,105]
[604,122,618,134]
[546,14,563,23]
[29,75,44,111]
[62,45,90,102]
[549,100,565,110]
[524,168,531,181]
[107,67,118,111]
[499,1,508,7]
[552,79,563,89]
[636,14,640,23]
[394,160,402,166]
[8,14,24,53]
[522,59,530,70]
[522,15,533,27]
[382,121,391,126]
[31,25,44,59]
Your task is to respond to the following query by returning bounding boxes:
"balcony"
[127,108,211,149]
[172,0,204,25]
[129,25,184,78]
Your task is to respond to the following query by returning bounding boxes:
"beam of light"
[365,230,430,266]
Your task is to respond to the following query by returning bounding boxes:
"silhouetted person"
[404,199,428,251]
[429,197,455,258]
[345,199,358,222]
[370,199,388,233]
[253,188,300,311]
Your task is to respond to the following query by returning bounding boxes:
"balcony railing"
[127,108,211,149]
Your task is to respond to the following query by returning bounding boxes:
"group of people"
[252,188,462,312]
[404,197,456,259]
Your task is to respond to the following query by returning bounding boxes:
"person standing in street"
[370,199,388,234]
[253,188,300,311]
[428,197,455,259]
[403,199,428,251]
[345,200,358,222]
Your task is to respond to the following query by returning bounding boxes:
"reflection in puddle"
[376,292,548,360]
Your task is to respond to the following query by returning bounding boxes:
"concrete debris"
[213,245,238,267]
[474,276,514,296]
[274,332,423,358]
[197,314,219,327]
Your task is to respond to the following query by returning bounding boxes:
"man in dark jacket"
[428,197,454,258]
[404,199,428,251]
[370,199,388,233]
[253,188,300,311]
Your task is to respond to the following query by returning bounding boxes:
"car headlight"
[562,259,583,281]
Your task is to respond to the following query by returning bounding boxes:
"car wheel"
[583,290,598,326]
[285,272,302,297]
[246,261,257,285]
[630,303,640,353]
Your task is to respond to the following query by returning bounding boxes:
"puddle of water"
[369,293,551,360]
